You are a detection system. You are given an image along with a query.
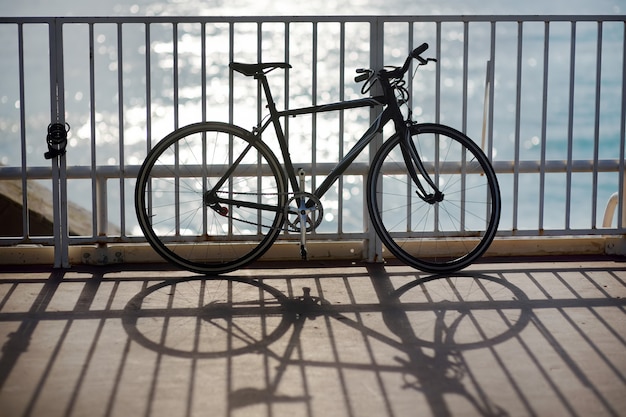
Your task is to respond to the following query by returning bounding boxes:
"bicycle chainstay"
[213,190,319,233]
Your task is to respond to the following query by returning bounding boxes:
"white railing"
[0,15,624,267]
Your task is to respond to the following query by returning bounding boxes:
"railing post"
[96,175,108,237]
[365,17,385,263]
[48,18,69,268]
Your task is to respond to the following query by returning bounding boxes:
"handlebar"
[387,42,430,78]
[354,42,435,85]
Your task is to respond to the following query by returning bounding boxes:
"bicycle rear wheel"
[135,122,287,274]
[367,123,500,273]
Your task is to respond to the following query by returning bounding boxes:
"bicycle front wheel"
[135,122,287,274]
[367,123,501,273]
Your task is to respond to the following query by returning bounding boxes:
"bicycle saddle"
[230,62,291,76]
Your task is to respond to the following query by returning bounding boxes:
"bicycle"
[135,43,501,275]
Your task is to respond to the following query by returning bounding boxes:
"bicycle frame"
[254,72,394,202]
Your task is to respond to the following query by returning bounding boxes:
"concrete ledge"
[0,236,623,266]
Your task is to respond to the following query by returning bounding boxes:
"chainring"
[284,192,324,233]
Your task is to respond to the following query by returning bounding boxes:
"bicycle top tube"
[230,43,434,129]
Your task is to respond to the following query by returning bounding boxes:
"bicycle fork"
[400,126,444,204]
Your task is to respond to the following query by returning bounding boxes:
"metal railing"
[0,15,624,267]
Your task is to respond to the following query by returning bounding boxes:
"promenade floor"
[0,256,624,417]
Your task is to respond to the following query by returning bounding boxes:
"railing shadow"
[0,261,625,417]
[120,266,532,416]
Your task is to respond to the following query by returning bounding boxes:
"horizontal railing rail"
[0,15,624,266]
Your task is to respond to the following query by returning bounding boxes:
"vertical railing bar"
[481,60,491,153]
[228,21,234,237]
[257,20,262,123]
[173,22,179,129]
[229,22,234,126]
[312,21,318,193]
[284,21,290,149]
[255,21,262,235]
[117,22,126,237]
[17,23,28,239]
[282,21,290,237]
[49,18,69,267]
[565,21,576,230]
[513,21,523,232]
[59,20,69,264]
[539,21,550,232]
[407,21,414,115]
[96,176,107,240]
[144,22,153,228]
[49,20,59,253]
[592,21,602,229]
[617,26,626,231]
[172,22,180,235]
[485,21,496,225]
[201,22,208,236]
[459,21,468,231]
[406,21,414,232]
[367,16,384,261]
[433,21,442,231]
[201,23,207,122]
[435,21,441,124]
[88,23,101,237]
[338,21,346,235]
[488,21,496,160]
[145,23,152,153]
[462,20,469,134]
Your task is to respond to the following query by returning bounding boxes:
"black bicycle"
[135,43,501,274]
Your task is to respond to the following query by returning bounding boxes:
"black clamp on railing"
[44,122,70,160]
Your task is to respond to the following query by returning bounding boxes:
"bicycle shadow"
[121,264,532,417]
[364,264,529,417]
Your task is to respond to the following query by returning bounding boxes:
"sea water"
[0,0,624,235]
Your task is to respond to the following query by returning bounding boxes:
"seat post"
[255,71,301,194]
[255,73,279,118]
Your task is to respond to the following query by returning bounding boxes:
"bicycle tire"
[135,122,287,274]
[367,123,500,273]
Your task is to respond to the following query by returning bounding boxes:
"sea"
[0,0,624,235]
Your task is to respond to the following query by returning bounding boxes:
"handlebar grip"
[355,73,369,83]
[411,43,429,59]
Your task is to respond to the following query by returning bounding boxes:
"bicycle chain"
[213,190,320,233]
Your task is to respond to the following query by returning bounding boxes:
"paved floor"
[0,257,625,417]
